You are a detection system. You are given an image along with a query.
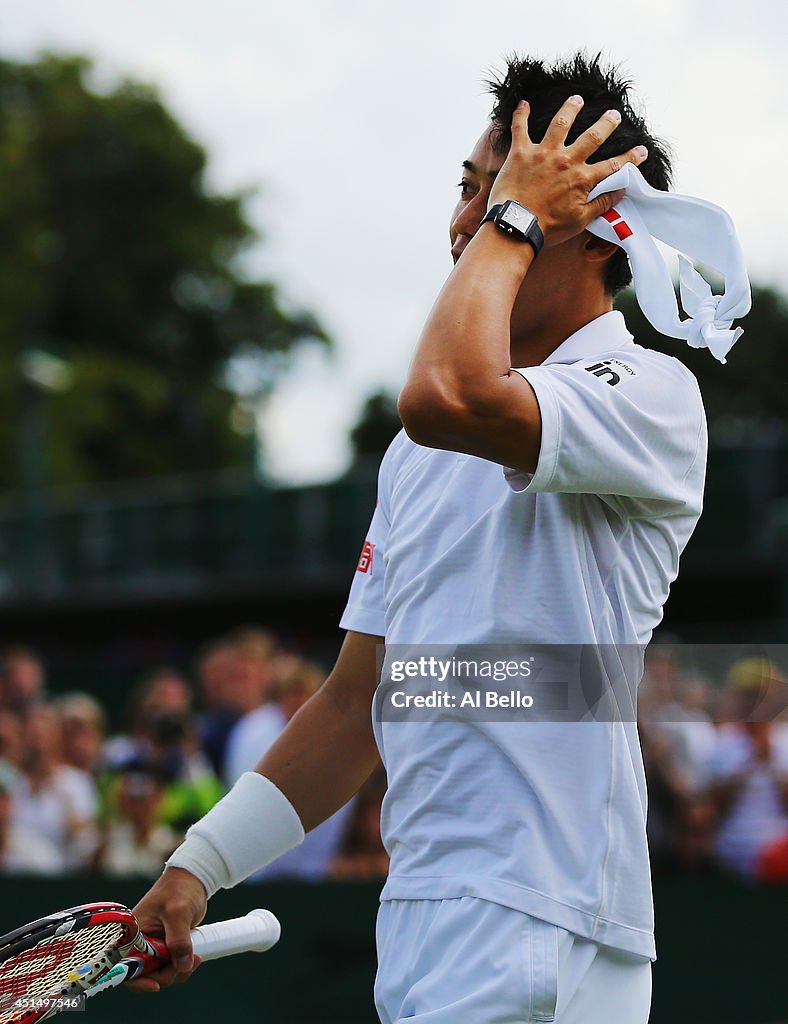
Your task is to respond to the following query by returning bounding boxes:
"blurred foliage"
[615,285,788,435]
[347,390,401,473]
[0,54,329,487]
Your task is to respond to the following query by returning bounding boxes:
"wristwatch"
[481,200,544,256]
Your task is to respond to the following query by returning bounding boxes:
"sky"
[1,0,785,483]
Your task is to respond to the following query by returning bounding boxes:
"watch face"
[501,201,536,234]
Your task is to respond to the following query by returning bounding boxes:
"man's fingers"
[583,188,627,223]
[541,95,584,147]
[571,109,622,160]
[162,905,196,974]
[125,978,162,994]
[589,145,649,185]
[130,965,181,989]
[126,870,208,993]
[124,956,202,994]
[510,99,531,144]
[172,957,201,984]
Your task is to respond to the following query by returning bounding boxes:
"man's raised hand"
[487,95,648,246]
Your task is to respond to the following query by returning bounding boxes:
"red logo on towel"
[602,207,633,241]
[356,541,375,574]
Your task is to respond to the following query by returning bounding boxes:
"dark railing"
[0,470,378,602]
[0,441,786,604]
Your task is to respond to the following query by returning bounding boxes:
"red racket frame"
[0,903,163,1024]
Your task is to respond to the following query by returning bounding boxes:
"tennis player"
[130,55,713,1022]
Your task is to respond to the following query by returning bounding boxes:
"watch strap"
[482,202,544,256]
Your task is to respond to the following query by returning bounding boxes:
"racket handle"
[189,909,280,962]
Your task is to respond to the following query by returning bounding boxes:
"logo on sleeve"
[584,359,637,387]
[585,360,621,386]
[356,540,375,574]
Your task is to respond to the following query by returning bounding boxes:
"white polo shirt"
[340,310,706,959]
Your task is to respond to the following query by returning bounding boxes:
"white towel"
[587,165,751,364]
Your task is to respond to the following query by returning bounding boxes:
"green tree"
[0,54,329,488]
[615,284,788,428]
[347,390,401,474]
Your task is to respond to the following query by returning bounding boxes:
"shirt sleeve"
[505,351,706,512]
[338,432,403,637]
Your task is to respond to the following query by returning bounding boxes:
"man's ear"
[582,232,619,266]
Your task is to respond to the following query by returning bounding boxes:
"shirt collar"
[540,310,633,366]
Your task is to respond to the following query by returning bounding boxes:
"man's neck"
[510,292,614,368]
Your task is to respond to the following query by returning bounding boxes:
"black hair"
[486,52,673,294]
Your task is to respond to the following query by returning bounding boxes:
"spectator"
[197,640,237,713]
[97,766,179,876]
[0,762,62,874]
[146,709,224,831]
[195,634,276,777]
[225,656,354,880]
[0,646,46,714]
[105,668,223,834]
[757,833,788,881]
[104,667,193,767]
[7,635,787,886]
[219,629,278,718]
[653,795,720,878]
[130,668,193,729]
[223,654,317,785]
[639,643,718,868]
[714,657,788,725]
[0,710,24,769]
[192,630,279,777]
[12,704,99,870]
[195,639,239,775]
[648,672,717,794]
[56,693,107,777]
[331,771,389,880]
[698,660,788,879]
[705,710,788,879]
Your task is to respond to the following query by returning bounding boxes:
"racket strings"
[0,922,124,1023]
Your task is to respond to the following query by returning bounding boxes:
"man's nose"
[451,191,488,240]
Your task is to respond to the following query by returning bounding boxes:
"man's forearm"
[166,631,382,893]
[257,674,381,832]
[129,679,379,983]
[397,225,542,469]
[401,227,533,415]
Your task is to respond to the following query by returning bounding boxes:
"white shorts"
[375,898,652,1024]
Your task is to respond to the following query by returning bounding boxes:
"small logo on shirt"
[584,358,636,386]
[356,540,375,574]
[584,360,622,386]
[602,207,634,241]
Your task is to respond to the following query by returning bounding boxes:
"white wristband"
[165,772,305,897]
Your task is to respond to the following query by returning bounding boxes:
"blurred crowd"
[0,631,386,881]
[639,644,788,882]
[0,635,786,884]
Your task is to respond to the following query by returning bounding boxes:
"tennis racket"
[0,902,280,1024]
